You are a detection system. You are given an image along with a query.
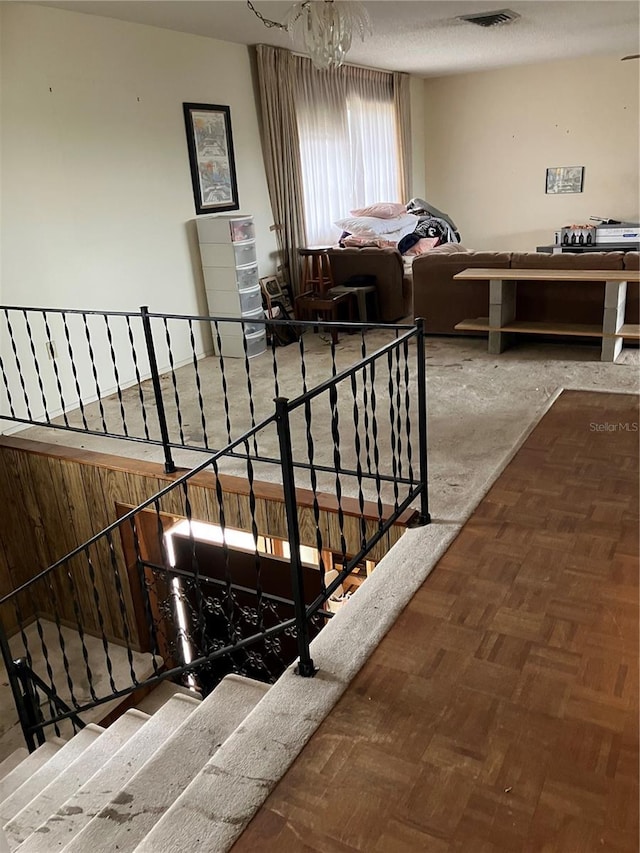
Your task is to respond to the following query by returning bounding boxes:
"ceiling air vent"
[457,9,520,27]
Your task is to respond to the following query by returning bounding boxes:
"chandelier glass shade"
[285,1,371,69]
[249,1,372,70]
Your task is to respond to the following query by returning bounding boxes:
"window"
[294,60,402,245]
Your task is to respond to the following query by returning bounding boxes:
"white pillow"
[350,202,407,219]
[335,212,418,238]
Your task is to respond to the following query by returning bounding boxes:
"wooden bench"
[453,267,640,362]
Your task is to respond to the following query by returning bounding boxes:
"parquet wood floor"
[233,390,639,853]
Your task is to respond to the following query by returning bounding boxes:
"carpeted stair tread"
[0,727,102,826]
[0,741,65,805]
[4,710,149,849]
[17,694,201,853]
[59,675,270,853]
[0,752,28,785]
[134,681,201,716]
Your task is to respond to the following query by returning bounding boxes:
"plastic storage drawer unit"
[196,214,253,243]
[233,240,257,268]
[242,307,266,336]
[239,285,263,314]
[245,329,267,358]
[236,263,259,291]
[230,218,255,242]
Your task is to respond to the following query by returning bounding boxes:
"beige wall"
[0,3,278,317]
[423,54,640,251]
[0,3,282,420]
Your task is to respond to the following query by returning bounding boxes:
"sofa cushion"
[510,252,629,326]
[510,252,625,270]
[327,247,406,322]
[411,251,510,334]
[426,243,468,255]
[624,251,639,270]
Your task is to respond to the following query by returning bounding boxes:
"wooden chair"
[294,290,356,344]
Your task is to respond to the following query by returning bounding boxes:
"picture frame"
[259,275,283,300]
[545,166,585,195]
[260,274,296,320]
[183,103,239,214]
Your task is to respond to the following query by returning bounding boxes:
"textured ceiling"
[36,0,640,76]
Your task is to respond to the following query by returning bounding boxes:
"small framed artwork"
[260,274,295,320]
[259,275,282,300]
[545,166,585,194]
[183,103,239,214]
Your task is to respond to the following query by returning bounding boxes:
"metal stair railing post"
[274,397,316,678]
[140,306,176,474]
[0,623,40,752]
[13,659,46,749]
[415,318,431,525]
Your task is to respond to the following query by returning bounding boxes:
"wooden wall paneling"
[96,467,149,647]
[56,459,117,642]
[183,483,211,528]
[0,454,31,615]
[128,472,166,510]
[264,497,289,542]
[155,478,189,521]
[228,487,249,534]
[204,479,233,529]
[78,463,129,641]
[24,454,82,625]
[252,497,274,539]
[0,438,414,655]
[0,450,53,626]
[230,490,250,533]
[201,484,222,528]
[0,536,21,636]
[0,448,50,587]
[298,506,322,551]
[114,508,151,652]
[115,503,180,661]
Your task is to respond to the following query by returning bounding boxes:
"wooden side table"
[295,290,356,344]
[299,246,334,296]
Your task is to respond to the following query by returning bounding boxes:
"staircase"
[0,674,270,852]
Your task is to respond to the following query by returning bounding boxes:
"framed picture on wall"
[545,166,585,194]
[183,103,239,214]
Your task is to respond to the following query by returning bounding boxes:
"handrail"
[0,302,429,748]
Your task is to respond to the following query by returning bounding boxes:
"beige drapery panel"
[255,46,413,291]
[293,57,401,245]
[255,44,307,295]
[393,72,412,202]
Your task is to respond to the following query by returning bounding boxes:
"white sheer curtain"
[293,58,402,246]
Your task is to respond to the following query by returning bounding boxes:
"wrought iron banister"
[0,303,430,749]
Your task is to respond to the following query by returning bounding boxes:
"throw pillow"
[428,243,467,254]
[350,202,407,219]
[404,237,441,256]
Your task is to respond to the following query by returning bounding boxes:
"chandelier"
[247,1,372,70]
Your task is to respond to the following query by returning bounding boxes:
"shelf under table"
[454,318,603,337]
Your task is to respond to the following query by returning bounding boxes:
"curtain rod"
[256,43,407,77]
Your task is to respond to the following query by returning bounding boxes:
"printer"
[594,219,639,244]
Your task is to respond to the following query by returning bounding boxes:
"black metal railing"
[0,307,430,750]
[0,304,419,474]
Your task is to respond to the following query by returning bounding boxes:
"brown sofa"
[327,247,408,323]
[411,247,639,337]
